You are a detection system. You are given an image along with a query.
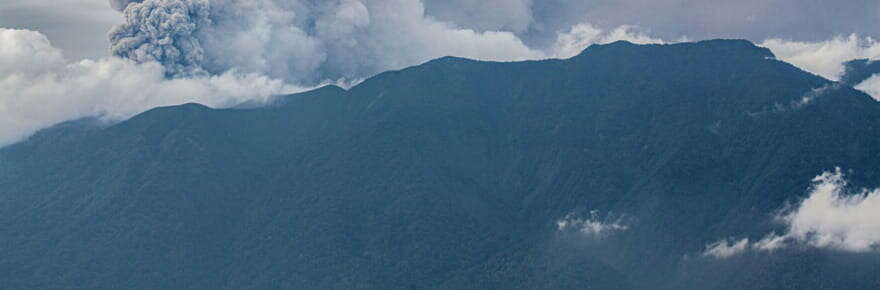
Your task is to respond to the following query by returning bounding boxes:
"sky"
[3,0,878,60]
[0,0,121,59]
[1,0,880,147]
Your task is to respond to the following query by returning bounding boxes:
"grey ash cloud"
[109,0,210,78]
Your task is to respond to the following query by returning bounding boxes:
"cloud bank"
[704,168,880,258]
[0,28,299,147]
[759,35,880,100]
[761,35,880,81]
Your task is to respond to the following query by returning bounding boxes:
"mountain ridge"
[2,39,879,289]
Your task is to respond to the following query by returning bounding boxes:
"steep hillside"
[2,40,879,289]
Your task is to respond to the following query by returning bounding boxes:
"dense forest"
[1,40,879,289]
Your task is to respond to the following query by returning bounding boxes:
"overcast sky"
[0,0,120,59]
[2,0,878,60]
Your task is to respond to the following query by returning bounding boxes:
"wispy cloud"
[703,238,751,259]
[552,23,668,58]
[556,210,629,237]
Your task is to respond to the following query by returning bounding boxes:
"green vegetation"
[1,40,879,289]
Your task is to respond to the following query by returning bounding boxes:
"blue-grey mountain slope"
[1,40,879,289]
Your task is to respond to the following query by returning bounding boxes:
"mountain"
[2,40,879,289]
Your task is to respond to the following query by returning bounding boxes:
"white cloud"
[777,168,880,252]
[780,83,841,111]
[703,238,750,259]
[752,232,787,251]
[552,23,666,58]
[0,28,302,147]
[758,35,880,100]
[556,210,629,237]
[760,35,880,81]
[855,74,880,101]
[792,84,838,108]
[704,168,880,258]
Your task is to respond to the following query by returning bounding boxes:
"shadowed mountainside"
[2,40,880,289]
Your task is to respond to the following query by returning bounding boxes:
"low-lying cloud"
[760,35,880,81]
[759,35,880,100]
[704,168,880,258]
[0,28,300,147]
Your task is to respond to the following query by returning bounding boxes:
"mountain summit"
[2,40,879,289]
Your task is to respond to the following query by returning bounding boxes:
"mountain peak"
[421,55,481,67]
[577,39,775,60]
